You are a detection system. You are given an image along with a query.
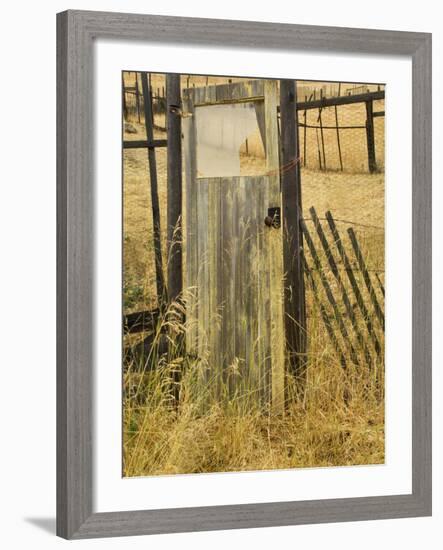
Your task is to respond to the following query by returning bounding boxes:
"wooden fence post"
[135,73,141,123]
[365,100,377,173]
[347,227,385,330]
[265,80,285,415]
[166,74,183,305]
[315,128,323,170]
[122,75,128,120]
[140,72,166,309]
[335,83,344,171]
[303,96,307,167]
[318,109,326,170]
[279,79,307,388]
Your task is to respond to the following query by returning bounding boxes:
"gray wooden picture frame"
[57,9,432,539]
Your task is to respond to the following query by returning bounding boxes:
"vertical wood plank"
[259,177,272,406]
[318,104,327,170]
[230,179,240,398]
[122,73,128,120]
[166,74,183,305]
[264,80,285,414]
[183,92,198,353]
[335,83,343,171]
[236,178,247,392]
[166,74,183,403]
[224,178,236,398]
[280,79,306,387]
[197,179,210,383]
[247,178,259,396]
[365,99,377,173]
[208,178,222,399]
[135,73,141,123]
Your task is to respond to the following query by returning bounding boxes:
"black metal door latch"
[264,207,281,228]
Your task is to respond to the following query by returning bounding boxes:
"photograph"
[0,1,435,545]
[122,72,386,477]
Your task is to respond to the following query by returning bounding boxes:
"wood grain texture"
[280,79,306,382]
[264,80,285,414]
[57,9,431,538]
[411,33,432,508]
[166,74,183,304]
[60,10,429,55]
[190,80,265,106]
[183,95,198,352]
[57,11,93,539]
[188,177,273,407]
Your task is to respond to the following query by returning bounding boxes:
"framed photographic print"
[57,10,432,539]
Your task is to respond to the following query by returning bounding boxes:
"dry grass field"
[122,76,385,477]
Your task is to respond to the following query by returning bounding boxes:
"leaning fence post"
[325,211,381,357]
[347,227,385,330]
[375,272,385,297]
[309,207,372,364]
[300,218,360,365]
[140,72,166,309]
[301,252,347,369]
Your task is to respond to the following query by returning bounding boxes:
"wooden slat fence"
[301,207,384,370]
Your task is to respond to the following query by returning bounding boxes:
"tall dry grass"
[123,242,385,477]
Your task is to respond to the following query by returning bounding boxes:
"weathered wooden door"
[183,80,285,412]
